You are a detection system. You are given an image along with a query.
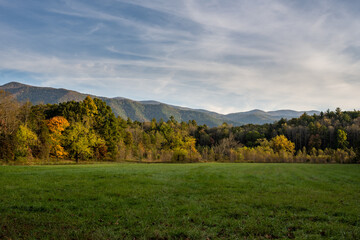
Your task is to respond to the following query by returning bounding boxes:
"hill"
[0,82,319,126]
[226,109,320,125]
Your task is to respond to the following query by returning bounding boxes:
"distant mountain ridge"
[0,82,319,127]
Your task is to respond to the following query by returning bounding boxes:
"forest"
[0,90,359,164]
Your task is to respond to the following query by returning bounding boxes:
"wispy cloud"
[0,0,360,113]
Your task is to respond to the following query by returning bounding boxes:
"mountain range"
[0,82,319,127]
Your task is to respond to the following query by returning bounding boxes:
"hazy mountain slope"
[225,110,274,125]
[267,110,319,118]
[226,109,319,125]
[0,82,233,126]
[0,82,87,104]
[0,82,319,126]
[104,98,232,126]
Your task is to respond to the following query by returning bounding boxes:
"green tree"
[124,131,133,146]
[337,129,348,149]
[245,131,263,147]
[63,122,105,162]
[93,98,120,159]
[82,96,98,118]
[15,125,38,159]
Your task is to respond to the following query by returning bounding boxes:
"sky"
[0,0,360,114]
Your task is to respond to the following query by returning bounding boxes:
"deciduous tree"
[47,116,70,158]
[270,135,295,154]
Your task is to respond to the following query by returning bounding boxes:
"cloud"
[0,0,360,113]
[87,23,104,35]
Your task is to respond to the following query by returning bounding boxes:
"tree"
[15,125,38,158]
[93,98,120,159]
[0,91,21,161]
[183,136,201,161]
[308,134,322,149]
[270,135,295,154]
[244,131,263,147]
[214,134,240,161]
[82,96,98,118]
[47,116,70,158]
[47,116,70,133]
[0,90,20,136]
[337,129,348,149]
[335,107,342,116]
[63,122,105,162]
[124,131,133,146]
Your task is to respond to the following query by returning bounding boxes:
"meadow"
[0,163,359,239]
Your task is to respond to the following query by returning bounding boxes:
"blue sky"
[0,0,360,113]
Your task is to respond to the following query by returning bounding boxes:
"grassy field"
[0,163,359,239]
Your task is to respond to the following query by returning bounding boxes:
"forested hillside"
[0,82,319,126]
[0,90,358,164]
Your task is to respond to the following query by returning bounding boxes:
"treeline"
[0,90,359,163]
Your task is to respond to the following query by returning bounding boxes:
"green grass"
[0,163,359,239]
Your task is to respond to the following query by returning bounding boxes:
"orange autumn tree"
[47,116,70,158]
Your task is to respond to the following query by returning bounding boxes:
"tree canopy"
[0,94,359,164]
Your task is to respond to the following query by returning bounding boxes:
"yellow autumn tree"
[172,136,201,162]
[47,116,70,159]
[184,136,201,161]
[270,135,295,154]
